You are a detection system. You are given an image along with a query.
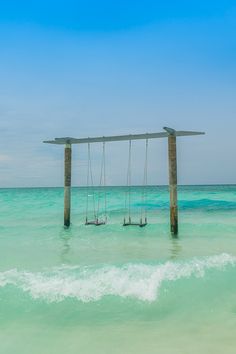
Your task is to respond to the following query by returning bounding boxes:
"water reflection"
[59,227,73,263]
[169,238,182,260]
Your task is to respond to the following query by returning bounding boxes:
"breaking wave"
[0,253,235,303]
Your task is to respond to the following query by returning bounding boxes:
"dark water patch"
[179,199,236,211]
[134,198,236,211]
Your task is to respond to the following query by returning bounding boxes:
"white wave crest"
[0,253,235,303]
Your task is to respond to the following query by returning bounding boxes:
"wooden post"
[168,134,178,236]
[64,143,72,227]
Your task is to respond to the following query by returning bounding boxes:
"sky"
[0,0,236,187]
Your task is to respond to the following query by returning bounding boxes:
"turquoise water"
[0,185,236,354]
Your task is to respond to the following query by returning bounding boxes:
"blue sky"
[0,0,236,187]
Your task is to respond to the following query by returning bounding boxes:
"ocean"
[0,185,236,354]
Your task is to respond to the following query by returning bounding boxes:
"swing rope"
[124,140,132,223]
[123,139,148,227]
[96,142,107,222]
[85,143,96,222]
[141,139,148,223]
[103,142,107,222]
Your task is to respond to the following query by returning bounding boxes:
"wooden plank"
[43,129,205,145]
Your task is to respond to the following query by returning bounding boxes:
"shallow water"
[0,185,236,354]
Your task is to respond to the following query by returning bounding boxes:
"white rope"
[141,139,148,222]
[96,142,107,221]
[85,143,96,221]
[85,145,90,221]
[124,140,132,222]
[103,142,107,222]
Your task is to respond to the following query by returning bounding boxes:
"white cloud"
[0,154,11,162]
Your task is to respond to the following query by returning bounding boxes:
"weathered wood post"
[64,142,72,227]
[164,127,178,236]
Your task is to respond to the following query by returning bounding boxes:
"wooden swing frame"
[44,127,205,236]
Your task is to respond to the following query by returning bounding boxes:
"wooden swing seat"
[85,219,106,226]
[123,218,147,227]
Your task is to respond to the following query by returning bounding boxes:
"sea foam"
[0,253,235,303]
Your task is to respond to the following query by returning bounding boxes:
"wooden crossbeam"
[43,127,204,145]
